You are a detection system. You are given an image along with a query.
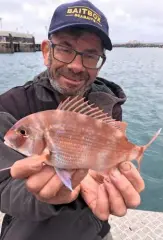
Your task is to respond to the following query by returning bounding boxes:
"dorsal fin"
[57,96,114,123]
[57,96,71,110]
[107,121,128,134]
[116,121,128,133]
[57,96,128,131]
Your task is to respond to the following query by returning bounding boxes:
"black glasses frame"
[49,41,106,69]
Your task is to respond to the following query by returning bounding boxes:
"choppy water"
[0,48,163,212]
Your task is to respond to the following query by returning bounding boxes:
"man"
[0,1,144,239]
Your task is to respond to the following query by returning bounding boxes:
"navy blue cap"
[48,0,112,50]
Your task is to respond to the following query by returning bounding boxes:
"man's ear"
[41,40,50,66]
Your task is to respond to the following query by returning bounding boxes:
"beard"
[47,65,92,97]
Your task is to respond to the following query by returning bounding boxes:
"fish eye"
[17,128,28,136]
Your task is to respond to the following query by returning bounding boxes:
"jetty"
[0,31,41,53]
[113,40,163,48]
[113,43,163,48]
[0,32,162,54]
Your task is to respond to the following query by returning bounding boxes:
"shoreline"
[0,42,162,54]
[113,43,163,48]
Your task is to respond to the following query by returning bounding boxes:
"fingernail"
[120,162,131,171]
[111,168,121,178]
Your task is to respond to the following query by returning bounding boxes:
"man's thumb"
[11,154,48,179]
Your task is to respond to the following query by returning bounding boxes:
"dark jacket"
[0,71,127,240]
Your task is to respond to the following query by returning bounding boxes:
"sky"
[0,0,163,44]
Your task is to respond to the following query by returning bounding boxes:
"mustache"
[56,67,90,81]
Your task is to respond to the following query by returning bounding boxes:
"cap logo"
[66,6,102,26]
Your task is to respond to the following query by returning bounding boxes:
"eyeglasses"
[50,42,106,69]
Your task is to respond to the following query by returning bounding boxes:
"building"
[0,31,40,53]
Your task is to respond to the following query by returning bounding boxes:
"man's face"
[42,30,104,96]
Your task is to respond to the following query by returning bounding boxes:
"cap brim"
[48,23,112,51]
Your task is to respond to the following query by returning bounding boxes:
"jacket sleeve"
[0,112,68,221]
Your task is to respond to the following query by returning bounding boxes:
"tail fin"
[143,128,162,152]
[137,128,162,171]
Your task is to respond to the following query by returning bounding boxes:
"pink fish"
[4,96,161,190]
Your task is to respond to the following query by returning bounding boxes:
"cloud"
[22,3,35,13]
[0,0,162,43]
[0,13,23,23]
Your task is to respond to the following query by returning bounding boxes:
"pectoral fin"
[55,168,73,191]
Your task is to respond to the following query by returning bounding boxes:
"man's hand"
[80,162,145,220]
[10,153,87,205]
[11,154,145,219]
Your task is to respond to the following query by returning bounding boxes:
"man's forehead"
[51,30,103,47]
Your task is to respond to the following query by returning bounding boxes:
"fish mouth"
[4,140,13,148]
[4,140,28,157]
[4,140,19,153]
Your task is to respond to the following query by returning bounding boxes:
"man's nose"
[67,54,85,73]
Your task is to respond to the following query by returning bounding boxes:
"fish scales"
[42,110,117,169]
[27,110,146,170]
[14,108,114,169]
